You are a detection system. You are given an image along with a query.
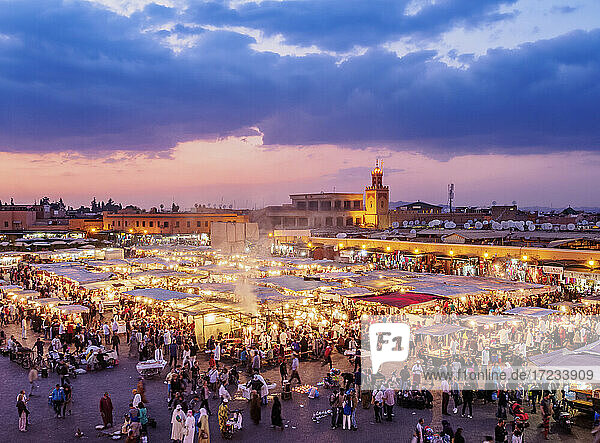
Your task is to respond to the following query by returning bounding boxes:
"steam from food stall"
[235,279,258,315]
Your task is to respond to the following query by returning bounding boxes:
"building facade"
[102,212,248,235]
[251,163,391,231]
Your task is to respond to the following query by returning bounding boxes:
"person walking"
[28,366,38,396]
[271,395,284,430]
[21,317,27,340]
[17,394,29,432]
[171,404,186,442]
[250,390,261,425]
[100,392,113,428]
[415,418,424,443]
[183,410,196,443]
[383,385,395,421]
[461,385,473,418]
[289,354,301,384]
[330,388,341,429]
[169,341,178,367]
[111,332,120,355]
[372,388,383,423]
[138,402,148,433]
[62,383,72,417]
[322,343,333,369]
[51,384,65,418]
[251,350,261,373]
[199,381,211,415]
[441,379,450,415]
[198,408,210,443]
[495,419,508,443]
[279,359,288,383]
[540,392,552,440]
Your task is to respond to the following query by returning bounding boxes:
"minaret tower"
[364,159,390,228]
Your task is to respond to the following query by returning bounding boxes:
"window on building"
[3,221,8,228]
[353,201,362,209]
[124,221,128,227]
[296,201,306,209]
[205,221,209,227]
[308,201,319,211]
[346,217,353,226]
[355,217,361,225]
[164,221,169,227]
[136,221,139,227]
[336,217,344,226]
[187,221,191,228]
[149,221,154,227]
[334,200,342,209]
[142,221,146,227]
[175,221,179,228]
[197,221,201,227]
[298,217,308,226]
[117,221,121,226]
[325,217,333,226]
[344,201,351,209]
[320,201,331,211]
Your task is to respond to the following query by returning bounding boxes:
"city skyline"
[1,0,599,207]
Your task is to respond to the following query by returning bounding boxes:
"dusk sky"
[1,0,599,209]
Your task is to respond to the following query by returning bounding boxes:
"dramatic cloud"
[187,0,518,52]
[0,0,598,158]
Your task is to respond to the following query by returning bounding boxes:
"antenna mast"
[448,184,455,213]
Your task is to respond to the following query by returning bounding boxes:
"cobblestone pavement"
[0,325,593,442]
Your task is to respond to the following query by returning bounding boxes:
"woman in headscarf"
[171,404,186,442]
[183,410,196,443]
[199,408,210,443]
[271,395,283,430]
[250,390,261,425]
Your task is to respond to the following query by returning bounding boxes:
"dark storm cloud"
[187,0,518,52]
[0,0,598,157]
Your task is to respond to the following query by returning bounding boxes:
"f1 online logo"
[369,323,410,373]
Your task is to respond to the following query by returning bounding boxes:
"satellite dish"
[381,235,387,240]
[448,221,456,228]
[410,229,416,234]
[467,220,473,224]
[475,222,483,229]
[501,221,509,230]
[528,224,535,231]
[582,220,588,225]
[392,222,399,228]
[483,220,489,225]
[444,221,452,229]
[336,233,347,239]
[408,221,414,226]
[560,224,567,231]
[567,223,575,231]
[526,220,533,226]
[402,221,408,227]
[596,221,600,228]
[492,221,501,230]
[464,223,471,229]
[428,221,436,227]
[414,219,420,225]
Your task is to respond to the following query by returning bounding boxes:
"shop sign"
[542,266,563,275]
